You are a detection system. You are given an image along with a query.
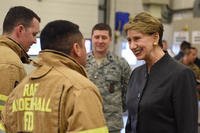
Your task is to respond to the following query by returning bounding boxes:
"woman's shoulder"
[169,57,190,71]
[167,57,194,79]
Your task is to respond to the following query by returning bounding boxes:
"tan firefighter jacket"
[0,50,108,133]
[0,36,30,112]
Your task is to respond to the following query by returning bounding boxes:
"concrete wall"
[0,0,98,38]
[108,0,144,55]
[171,0,195,10]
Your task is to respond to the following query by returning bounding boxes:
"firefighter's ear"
[71,43,81,57]
[12,24,24,38]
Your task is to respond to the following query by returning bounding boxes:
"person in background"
[193,47,200,68]
[0,20,108,133]
[162,40,175,57]
[0,6,40,112]
[180,47,200,99]
[124,12,197,133]
[180,47,200,80]
[86,23,131,133]
[174,40,191,60]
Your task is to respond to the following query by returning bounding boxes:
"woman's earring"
[153,42,158,46]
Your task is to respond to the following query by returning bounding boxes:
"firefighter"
[0,20,108,133]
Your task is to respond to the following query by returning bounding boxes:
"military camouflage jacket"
[86,51,131,131]
[188,63,200,80]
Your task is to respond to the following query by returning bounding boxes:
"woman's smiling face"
[127,29,156,61]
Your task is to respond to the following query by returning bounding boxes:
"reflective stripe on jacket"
[2,50,108,133]
[0,36,29,112]
[0,122,5,133]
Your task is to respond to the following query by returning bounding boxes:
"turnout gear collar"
[0,36,30,64]
[33,49,87,78]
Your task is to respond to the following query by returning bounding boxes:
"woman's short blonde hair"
[124,12,164,46]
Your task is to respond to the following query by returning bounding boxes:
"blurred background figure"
[181,47,200,80]
[174,40,191,60]
[180,47,200,99]
[193,47,200,68]
[162,40,175,57]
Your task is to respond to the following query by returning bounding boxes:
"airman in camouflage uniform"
[86,23,131,132]
[188,63,200,80]
[180,47,200,80]
[180,47,200,99]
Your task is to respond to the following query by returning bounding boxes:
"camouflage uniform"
[180,60,200,100]
[180,59,200,80]
[86,51,131,132]
[188,63,200,80]
[188,63,200,100]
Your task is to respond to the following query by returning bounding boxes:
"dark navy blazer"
[126,54,198,133]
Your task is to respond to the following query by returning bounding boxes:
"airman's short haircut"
[91,23,112,38]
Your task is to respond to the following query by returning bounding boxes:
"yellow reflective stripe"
[0,94,8,111]
[0,122,5,132]
[78,126,108,133]
[0,94,8,102]
[0,105,4,111]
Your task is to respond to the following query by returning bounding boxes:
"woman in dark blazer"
[124,12,198,133]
